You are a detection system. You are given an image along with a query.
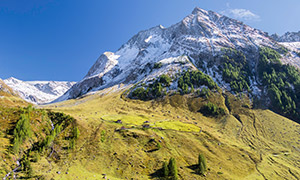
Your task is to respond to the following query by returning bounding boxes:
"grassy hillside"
[0,103,80,179]
[0,79,28,108]
[36,85,300,180]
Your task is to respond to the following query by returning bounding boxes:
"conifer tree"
[168,157,178,180]
[198,153,207,175]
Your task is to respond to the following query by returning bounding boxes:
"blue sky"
[1,0,300,81]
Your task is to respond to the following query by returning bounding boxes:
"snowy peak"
[271,31,300,42]
[0,79,18,97]
[192,7,208,15]
[57,7,298,102]
[85,52,120,79]
[4,77,76,104]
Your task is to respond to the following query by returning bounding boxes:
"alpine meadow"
[1,4,300,180]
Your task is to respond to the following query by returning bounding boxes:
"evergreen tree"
[198,153,207,176]
[162,161,169,177]
[168,158,178,180]
[73,127,80,139]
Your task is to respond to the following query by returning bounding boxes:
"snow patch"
[145,36,153,43]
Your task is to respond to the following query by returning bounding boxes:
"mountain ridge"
[57,7,297,103]
[4,77,76,104]
[271,31,300,42]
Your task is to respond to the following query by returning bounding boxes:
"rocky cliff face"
[56,7,300,102]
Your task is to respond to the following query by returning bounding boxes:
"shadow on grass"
[149,167,164,179]
[187,164,199,175]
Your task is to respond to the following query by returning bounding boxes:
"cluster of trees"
[162,157,178,180]
[131,74,171,100]
[161,154,207,179]
[219,48,251,93]
[9,106,80,178]
[41,124,62,150]
[196,87,211,99]
[48,111,76,129]
[258,47,300,122]
[13,107,33,153]
[178,70,218,94]
[199,102,226,117]
[131,70,218,100]
[38,111,79,151]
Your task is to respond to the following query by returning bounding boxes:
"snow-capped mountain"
[271,31,300,42]
[0,79,18,97]
[4,77,76,104]
[56,7,300,102]
[271,31,300,55]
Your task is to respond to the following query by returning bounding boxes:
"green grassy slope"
[37,86,300,180]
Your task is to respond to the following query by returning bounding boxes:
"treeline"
[258,47,300,122]
[131,70,218,100]
[131,74,171,100]
[219,48,251,93]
